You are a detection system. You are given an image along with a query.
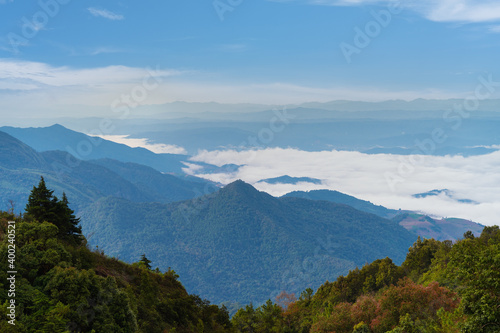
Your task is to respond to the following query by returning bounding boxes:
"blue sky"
[1,0,500,118]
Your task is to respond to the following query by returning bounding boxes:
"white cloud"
[91,135,188,155]
[0,59,178,87]
[0,58,491,123]
[189,148,500,226]
[0,58,470,121]
[272,0,500,23]
[88,7,124,21]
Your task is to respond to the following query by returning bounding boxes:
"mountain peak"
[222,179,257,193]
[218,180,275,204]
[48,123,68,130]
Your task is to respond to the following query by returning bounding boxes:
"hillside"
[0,210,231,332]
[80,180,417,305]
[283,189,399,219]
[0,124,194,174]
[231,226,500,332]
[394,213,484,241]
[0,131,209,213]
[284,189,484,241]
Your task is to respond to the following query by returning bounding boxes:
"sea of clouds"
[187,148,500,226]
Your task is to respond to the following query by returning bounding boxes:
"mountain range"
[0,130,211,213]
[79,180,417,305]
[0,126,485,306]
[0,124,196,174]
[284,190,484,241]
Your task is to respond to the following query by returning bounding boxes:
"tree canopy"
[25,177,83,245]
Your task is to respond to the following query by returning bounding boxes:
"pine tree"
[25,176,59,223]
[25,177,83,245]
[57,192,83,245]
[139,254,152,270]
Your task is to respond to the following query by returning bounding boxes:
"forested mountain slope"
[80,180,417,305]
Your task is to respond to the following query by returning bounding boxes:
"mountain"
[393,212,484,241]
[89,158,218,203]
[79,180,417,305]
[0,212,231,332]
[413,189,478,204]
[0,124,197,174]
[258,175,322,185]
[283,189,399,219]
[0,131,210,213]
[283,189,484,241]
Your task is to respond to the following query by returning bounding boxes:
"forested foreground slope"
[230,228,500,333]
[0,197,231,332]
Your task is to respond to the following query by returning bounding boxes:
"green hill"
[0,211,231,333]
[0,131,211,213]
[80,180,417,305]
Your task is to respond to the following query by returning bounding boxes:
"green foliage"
[0,211,232,332]
[139,254,152,270]
[448,226,500,332]
[25,177,83,245]
[352,322,371,333]
[401,236,443,280]
[231,300,283,333]
[248,226,500,333]
[312,257,403,307]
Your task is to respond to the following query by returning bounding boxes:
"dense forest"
[1,178,499,332]
[0,178,231,332]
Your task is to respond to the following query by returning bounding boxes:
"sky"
[1,1,500,226]
[1,0,500,120]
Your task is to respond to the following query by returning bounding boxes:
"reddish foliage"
[369,278,459,332]
[310,278,459,333]
[276,291,297,311]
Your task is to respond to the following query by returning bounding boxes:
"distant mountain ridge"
[0,124,199,174]
[393,213,484,241]
[283,189,484,241]
[258,175,322,185]
[413,189,478,204]
[0,130,211,213]
[283,189,399,219]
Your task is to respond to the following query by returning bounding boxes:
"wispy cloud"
[89,47,123,56]
[91,135,188,155]
[0,59,180,88]
[0,59,185,118]
[88,7,124,21]
[488,25,500,33]
[271,0,500,23]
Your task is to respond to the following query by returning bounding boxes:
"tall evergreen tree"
[57,192,83,245]
[139,254,152,270]
[25,177,83,245]
[25,176,59,223]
